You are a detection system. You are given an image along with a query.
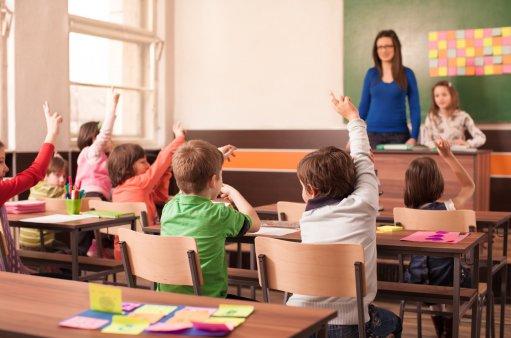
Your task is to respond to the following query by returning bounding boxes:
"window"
[68,0,161,142]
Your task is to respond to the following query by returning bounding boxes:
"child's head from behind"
[0,141,9,179]
[77,121,100,151]
[430,80,459,115]
[45,155,68,187]
[108,144,146,187]
[173,140,224,197]
[404,157,444,208]
[297,146,356,203]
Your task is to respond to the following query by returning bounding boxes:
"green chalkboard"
[344,0,511,123]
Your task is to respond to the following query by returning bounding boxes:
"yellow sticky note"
[206,317,245,327]
[474,29,484,38]
[89,283,122,314]
[438,40,447,49]
[438,67,448,76]
[101,315,149,335]
[456,58,466,67]
[456,39,466,48]
[502,27,511,37]
[377,225,404,233]
[127,312,164,324]
[466,48,475,57]
[213,304,254,318]
[133,304,177,315]
[483,38,492,47]
[428,32,438,41]
[484,65,494,75]
[429,50,438,59]
[494,46,502,55]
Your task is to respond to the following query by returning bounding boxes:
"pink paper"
[400,231,469,244]
[448,67,457,76]
[466,58,475,66]
[146,322,193,332]
[192,321,234,332]
[475,66,484,75]
[438,58,448,67]
[475,39,483,47]
[504,65,511,74]
[503,37,511,46]
[429,41,438,49]
[448,40,456,48]
[484,28,492,37]
[59,316,109,330]
[465,29,474,39]
[456,48,465,57]
[122,302,142,312]
[484,56,493,65]
[438,31,447,39]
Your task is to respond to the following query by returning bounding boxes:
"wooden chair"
[255,237,367,338]
[88,200,149,235]
[0,230,9,272]
[117,228,203,294]
[276,201,305,222]
[393,207,485,338]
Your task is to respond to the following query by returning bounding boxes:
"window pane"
[69,33,147,88]
[68,0,151,30]
[70,85,146,137]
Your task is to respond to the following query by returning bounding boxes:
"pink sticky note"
[456,48,465,57]
[448,40,456,48]
[475,39,484,47]
[122,302,142,312]
[484,56,493,65]
[466,58,475,66]
[504,64,511,74]
[503,37,511,46]
[400,231,469,244]
[192,321,234,332]
[59,316,109,330]
[484,28,492,37]
[448,67,457,76]
[475,66,484,75]
[146,322,193,332]
[438,31,447,39]
[465,29,474,39]
[438,58,448,67]
[429,41,438,49]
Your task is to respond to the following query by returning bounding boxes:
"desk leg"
[453,255,461,338]
[499,220,508,338]
[39,230,46,252]
[70,230,79,280]
[486,225,494,338]
[472,242,481,338]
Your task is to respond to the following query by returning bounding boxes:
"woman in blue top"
[359,30,421,149]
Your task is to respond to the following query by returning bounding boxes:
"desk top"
[8,211,137,232]
[0,272,336,338]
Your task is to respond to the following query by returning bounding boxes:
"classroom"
[0,0,510,337]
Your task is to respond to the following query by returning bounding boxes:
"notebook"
[5,200,46,214]
[83,210,135,218]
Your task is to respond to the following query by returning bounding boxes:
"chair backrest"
[88,200,148,233]
[276,201,305,222]
[393,207,476,232]
[43,197,99,212]
[117,228,203,294]
[255,236,366,298]
[0,230,9,272]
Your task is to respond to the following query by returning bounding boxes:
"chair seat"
[227,267,259,287]
[378,281,478,303]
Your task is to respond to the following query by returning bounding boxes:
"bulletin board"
[344,0,511,123]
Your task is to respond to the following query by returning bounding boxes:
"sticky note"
[438,40,447,49]
[439,49,447,58]
[122,302,142,312]
[429,50,438,59]
[213,305,254,318]
[376,225,404,233]
[101,315,149,335]
[492,28,502,36]
[503,47,511,56]
[438,31,447,39]
[466,57,475,66]
[484,46,493,55]
[493,37,502,47]
[448,58,457,67]
[205,317,246,327]
[127,312,164,324]
[448,40,456,49]
[192,321,234,332]
[494,56,503,64]
[475,47,484,56]
[448,67,457,76]
[456,58,466,67]
[429,68,439,77]
[484,65,494,75]
[133,304,177,315]
[484,56,493,65]
[475,39,484,47]
[145,322,193,332]
[474,29,484,38]
[466,66,476,76]
[466,39,475,48]
[504,55,511,64]
[428,32,438,41]
[89,283,122,314]
[484,28,492,37]
[503,37,511,46]
[446,31,456,40]
[494,65,503,74]
[475,66,484,75]
[438,58,448,67]
[168,307,216,324]
[439,67,448,76]
[429,41,438,49]
[456,39,466,48]
[465,29,474,39]
[475,57,484,66]
[456,48,465,57]
[59,316,109,330]
[456,30,465,39]
[447,49,456,58]
[466,48,475,57]
[484,38,492,47]
[503,64,511,74]
[503,27,511,37]
[429,59,439,68]
[457,67,466,76]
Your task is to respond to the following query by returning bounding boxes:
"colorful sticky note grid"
[429,26,511,77]
[101,315,149,335]
[89,283,122,314]
[59,315,109,330]
[213,304,254,318]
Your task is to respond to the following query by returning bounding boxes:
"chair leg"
[500,264,507,338]
[416,302,422,338]
[399,300,405,321]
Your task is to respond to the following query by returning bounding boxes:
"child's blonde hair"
[108,144,146,187]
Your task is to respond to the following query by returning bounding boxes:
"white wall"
[173,0,344,130]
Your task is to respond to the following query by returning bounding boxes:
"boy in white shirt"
[286,93,401,337]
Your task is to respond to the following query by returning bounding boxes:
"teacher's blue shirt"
[358,67,421,139]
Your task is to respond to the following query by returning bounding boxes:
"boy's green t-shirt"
[158,194,251,298]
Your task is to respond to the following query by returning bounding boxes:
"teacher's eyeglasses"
[377,45,394,50]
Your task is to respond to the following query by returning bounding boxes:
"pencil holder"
[66,199,82,215]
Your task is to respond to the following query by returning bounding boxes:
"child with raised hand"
[286,92,401,338]
[404,138,475,337]
[19,155,69,252]
[159,139,260,298]
[422,80,486,148]
[74,89,120,256]
[0,102,63,273]
[108,122,187,260]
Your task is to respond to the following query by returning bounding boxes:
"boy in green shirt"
[159,140,261,297]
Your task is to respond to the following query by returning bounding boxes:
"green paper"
[133,304,177,315]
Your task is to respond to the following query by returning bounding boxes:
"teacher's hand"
[405,138,416,146]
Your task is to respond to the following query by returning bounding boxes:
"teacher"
[359,29,421,149]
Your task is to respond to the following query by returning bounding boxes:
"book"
[375,144,412,150]
[5,200,46,214]
[83,210,135,218]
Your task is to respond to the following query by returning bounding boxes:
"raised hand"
[329,91,360,122]
[434,138,453,158]
[218,144,237,161]
[172,121,187,139]
[43,101,63,144]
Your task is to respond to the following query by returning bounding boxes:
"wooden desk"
[373,149,490,211]
[8,212,137,280]
[0,272,337,338]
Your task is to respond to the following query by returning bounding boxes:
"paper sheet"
[20,214,96,223]
[253,227,299,236]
